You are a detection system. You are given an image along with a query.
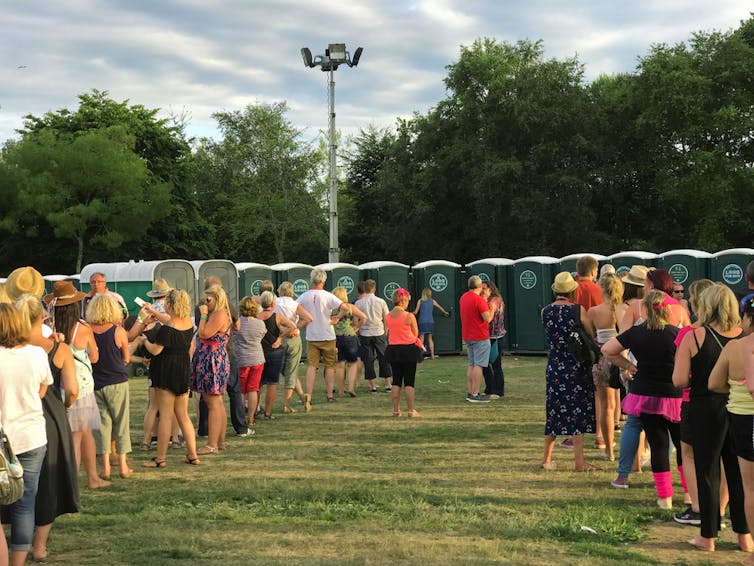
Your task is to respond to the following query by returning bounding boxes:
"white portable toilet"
[191,260,239,306]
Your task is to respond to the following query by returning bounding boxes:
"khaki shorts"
[306,340,338,370]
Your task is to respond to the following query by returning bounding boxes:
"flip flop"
[142,457,166,469]
[184,455,201,465]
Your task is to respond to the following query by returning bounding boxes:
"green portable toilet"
[191,260,239,306]
[657,249,712,286]
[466,258,515,351]
[412,260,462,354]
[558,253,607,276]
[314,262,361,302]
[43,274,81,294]
[236,262,273,298]
[270,263,313,298]
[710,249,754,294]
[511,256,559,352]
[606,251,659,277]
[80,262,128,310]
[358,261,411,303]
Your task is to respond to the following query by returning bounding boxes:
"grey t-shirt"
[235,317,266,367]
[354,294,389,336]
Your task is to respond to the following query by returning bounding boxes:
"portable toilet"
[710,249,754,295]
[558,253,607,276]
[657,250,712,286]
[236,262,273,298]
[510,256,559,352]
[80,262,125,295]
[191,260,239,306]
[314,263,361,303]
[43,274,81,295]
[606,251,659,276]
[270,263,314,298]
[465,258,515,351]
[358,261,411,303]
[412,260,462,354]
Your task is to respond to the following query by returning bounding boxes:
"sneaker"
[673,507,701,526]
[558,438,574,449]
[370,388,378,394]
[720,516,727,530]
[611,476,629,489]
[597,452,615,462]
[235,430,251,438]
[466,394,491,403]
[488,394,500,400]
[384,386,392,392]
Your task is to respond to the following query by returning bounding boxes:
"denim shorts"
[336,335,360,363]
[466,339,490,367]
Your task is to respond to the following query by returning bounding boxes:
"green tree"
[194,102,327,264]
[1,126,170,272]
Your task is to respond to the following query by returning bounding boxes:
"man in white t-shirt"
[354,279,393,393]
[295,268,350,412]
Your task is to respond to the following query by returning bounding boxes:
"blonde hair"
[0,303,30,347]
[0,283,10,304]
[205,285,230,315]
[14,293,44,327]
[421,287,432,301]
[259,291,275,309]
[688,278,714,314]
[165,289,191,318]
[277,281,294,298]
[695,284,740,331]
[643,290,669,330]
[332,287,349,303]
[239,296,259,317]
[86,293,124,325]
[598,273,624,320]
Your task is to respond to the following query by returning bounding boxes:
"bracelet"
[137,316,144,324]
[200,316,207,321]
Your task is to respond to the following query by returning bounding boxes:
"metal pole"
[328,65,339,263]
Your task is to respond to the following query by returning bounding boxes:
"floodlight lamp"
[301,47,314,67]
[351,47,363,67]
[327,43,347,64]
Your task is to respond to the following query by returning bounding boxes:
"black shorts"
[729,413,754,462]
[680,401,694,445]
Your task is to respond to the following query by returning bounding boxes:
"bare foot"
[739,533,754,553]
[687,536,714,551]
[88,477,111,489]
[575,463,601,472]
[540,461,556,471]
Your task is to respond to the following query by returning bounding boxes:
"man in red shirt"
[574,255,602,310]
[460,275,497,403]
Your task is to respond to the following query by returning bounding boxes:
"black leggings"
[390,361,417,388]
[639,413,681,473]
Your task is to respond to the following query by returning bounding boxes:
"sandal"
[540,462,557,471]
[119,469,134,478]
[326,396,336,402]
[143,457,166,469]
[347,391,356,397]
[184,455,201,465]
[284,406,296,414]
[217,443,227,451]
[264,414,275,420]
[407,410,422,418]
[140,442,151,450]
[304,394,312,413]
[392,410,402,417]
[196,445,218,456]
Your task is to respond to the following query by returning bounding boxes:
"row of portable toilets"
[15,248,754,354]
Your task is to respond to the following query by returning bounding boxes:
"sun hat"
[43,280,86,307]
[621,265,650,287]
[551,271,578,294]
[5,266,45,300]
[146,278,171,298]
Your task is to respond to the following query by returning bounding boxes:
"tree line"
[1,16,753,275]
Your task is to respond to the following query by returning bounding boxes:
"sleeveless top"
[235,317,266,367]
[92,325,128,390]
[333,308,357,336]
[261,314,282,352]
[596,328,618,345]
[386,311,416,345]
[417,300,434,325]
[689,325,740,399]
[47,341,63,401]
[69,322,95,397]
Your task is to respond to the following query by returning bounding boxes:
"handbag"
[566,304,601,366]
[489,339,499,364]
[0,428,24,506]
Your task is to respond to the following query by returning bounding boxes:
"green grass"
[39,355,672,565]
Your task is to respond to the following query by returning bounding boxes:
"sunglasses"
[673,290,684,295]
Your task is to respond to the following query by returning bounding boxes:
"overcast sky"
[1,1,751,146]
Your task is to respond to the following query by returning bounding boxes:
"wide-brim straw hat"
[551,271,578,294]
[146,278,171,298]
[621,265,650,287]
[5,266,45,300]
[43,280,86,307]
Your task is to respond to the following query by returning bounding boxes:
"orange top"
[386,310,417,345]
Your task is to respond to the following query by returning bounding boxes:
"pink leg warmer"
[653,471,673,499]
[678,465,688,493]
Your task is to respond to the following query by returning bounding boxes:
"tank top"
[261,314,281,351]
[92,325,128,390]
[418,300,434,325]
[689,325,740,399]
[69,322,95,396]
[386,310,415,345]
[47,341,63,401]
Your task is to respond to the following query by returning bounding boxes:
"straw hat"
[621,265,650,287]
[146,278,171,298]
[551,271,578,294]
[5,266,45,300]
[43,280,86,307]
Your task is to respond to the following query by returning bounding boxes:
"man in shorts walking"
[460,275,497,403]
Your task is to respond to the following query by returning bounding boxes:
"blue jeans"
[617,414,642,477]
[9,444,47,551]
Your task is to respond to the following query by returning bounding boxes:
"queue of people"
[542,257,754,562]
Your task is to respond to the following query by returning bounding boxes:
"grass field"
[34,355,740,565]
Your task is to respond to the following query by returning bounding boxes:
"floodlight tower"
[301,43,363,263]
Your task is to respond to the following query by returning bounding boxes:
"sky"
[1,1,752,147]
